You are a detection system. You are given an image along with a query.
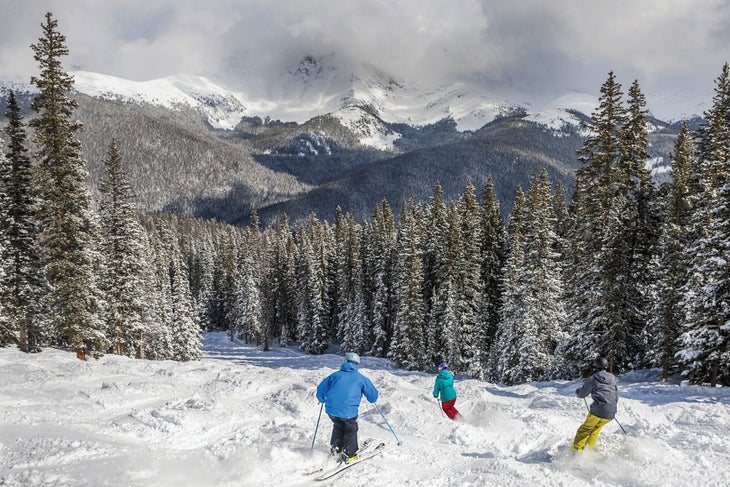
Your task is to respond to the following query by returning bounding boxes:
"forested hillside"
[2,12,728,391]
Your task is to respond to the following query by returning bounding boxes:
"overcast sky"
[2,0,729,119]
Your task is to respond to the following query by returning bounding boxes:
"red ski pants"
[441,398,461,420]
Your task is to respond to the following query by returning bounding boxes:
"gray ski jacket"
[575,370,618,420]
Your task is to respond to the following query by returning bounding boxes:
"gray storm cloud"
[1,0,729,119]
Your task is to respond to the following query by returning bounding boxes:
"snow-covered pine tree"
[29,12,108,359]
[0,92,45,351]
[523,171,566,379]
[164,222,201,362]
[192,240,215,332]
[268,214,298,347]
[98,139,148,357]
[557,72,627,376]
[138,222,174,360]
[493,186,527,383]
[390,198,426,370]
[646,123,695,380]
[678,107,730,386]
[480,177,505,362]
[296,215,328,354]
[327,207,346,339]
[368,199,397,358]
[424,182,450,365]
[552,181,570,259]
[337,212,368,353]
[494,173,565,384]
[0,148,9,345]
[456,182,486,379]
[607,79,657,369]
[439,203,463,371]
[231,214,265,346]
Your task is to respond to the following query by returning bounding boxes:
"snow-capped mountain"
[24,55,602,150]
[71,71,250,130]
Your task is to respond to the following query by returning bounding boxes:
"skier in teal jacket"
[433,362,462,420]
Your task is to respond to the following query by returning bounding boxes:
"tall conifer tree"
[1,92,45,351]
[98,139,149,357]
[29,12,107,359]
[648,123,694,380]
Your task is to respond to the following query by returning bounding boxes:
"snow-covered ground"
[1,332,728,487]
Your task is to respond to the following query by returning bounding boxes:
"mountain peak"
[2,60,611,149]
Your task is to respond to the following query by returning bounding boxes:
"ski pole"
[585,397,626,435]
[375,404,402,446]
[311,402,324,451]
[436,397,445,417]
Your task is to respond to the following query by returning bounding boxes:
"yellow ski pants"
[572,412,612,451]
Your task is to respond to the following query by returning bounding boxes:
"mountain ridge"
[0,57,688,226]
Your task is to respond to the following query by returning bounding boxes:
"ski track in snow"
[1,332,729,487]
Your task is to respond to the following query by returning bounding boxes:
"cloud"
[1,0,729,119]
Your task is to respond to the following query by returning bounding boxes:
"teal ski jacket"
[433,369,457,402]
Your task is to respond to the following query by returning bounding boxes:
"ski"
[303,438,377,477]
[313,442,385,481]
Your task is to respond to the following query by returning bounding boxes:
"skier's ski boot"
[343,453,360,465]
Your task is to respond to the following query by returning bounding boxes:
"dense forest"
[1,13,729,387]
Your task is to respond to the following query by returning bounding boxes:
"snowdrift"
[1,332,728,486]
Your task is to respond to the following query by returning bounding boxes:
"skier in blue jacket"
[316,352,379,463]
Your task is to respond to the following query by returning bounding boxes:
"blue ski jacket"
[576,370,618,420]
[316,362,378,419]
[433,369,457,402]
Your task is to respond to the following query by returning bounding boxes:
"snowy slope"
[1,332,728,487]
[71,71,249,130]
[525,93,597,134]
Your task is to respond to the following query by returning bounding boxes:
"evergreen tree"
[231,214,264,346]
[368,200,397,358]
[0,148,9,345]
[29,13,108,359]
[557,72,627,376]
[647,123,695,380]
[268,214,298,347]
[480,177,505,361]
[456,182,486,378]
[679,109,730,386]
[98,139,148,357]
[140,224,174,360]
[296,215,328,354]
[0,92,45,351]
[424,182,450,364]
[495,173,565,384]
[159,218,201,361]
[232,245,264,345]
[493,187,527,383]
[390,198,426,370]
[439,203,463,370]
[608,79,656,368]
[338,213,368,353]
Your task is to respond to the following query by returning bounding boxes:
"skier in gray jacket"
[572,356,618,452]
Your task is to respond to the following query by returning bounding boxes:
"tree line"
[1,13,729,387]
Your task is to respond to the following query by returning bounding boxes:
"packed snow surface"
[1,333,728,487]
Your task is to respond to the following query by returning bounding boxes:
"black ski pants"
[328,415,359,457]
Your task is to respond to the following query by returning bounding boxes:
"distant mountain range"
[0,55,694,226]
